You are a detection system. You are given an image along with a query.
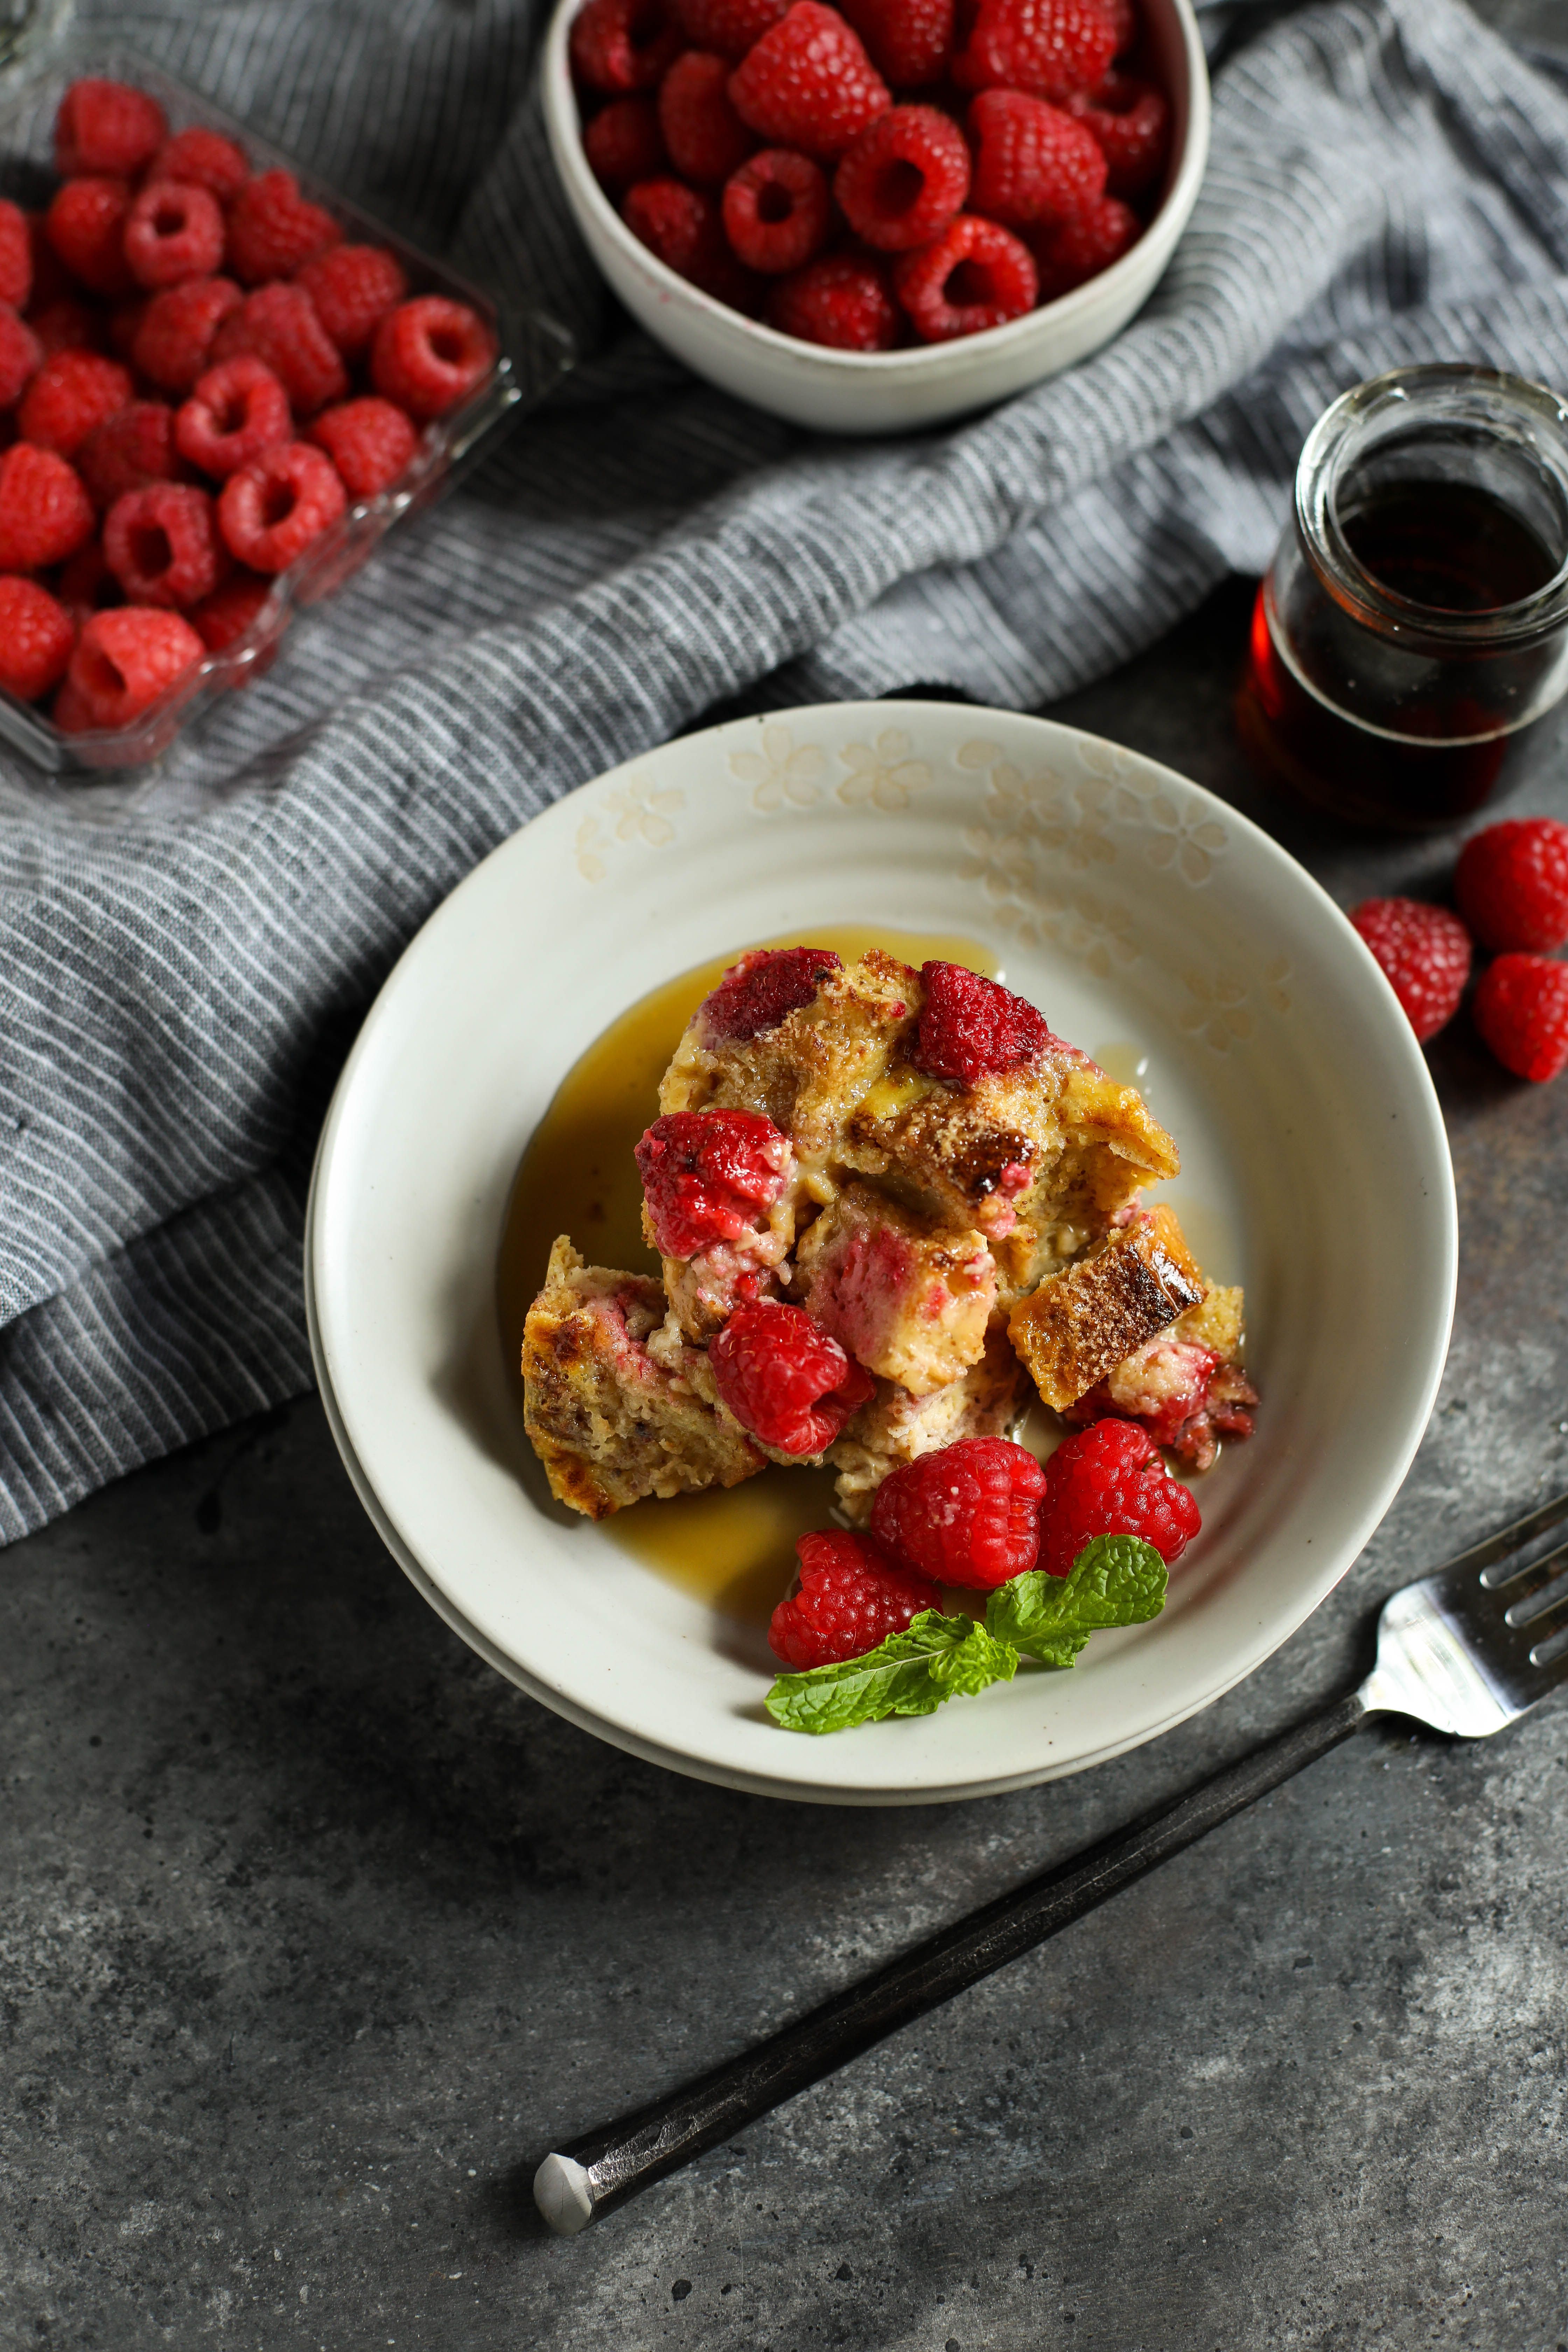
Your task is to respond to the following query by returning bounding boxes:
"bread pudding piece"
[794,1181,995,1397]
[828,1327,1024,1523]
[522,1238,763,1518]
[1006,1204,1205,1412]
[1064,1281,1259,1471]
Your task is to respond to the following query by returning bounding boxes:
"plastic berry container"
[0,45,574,772]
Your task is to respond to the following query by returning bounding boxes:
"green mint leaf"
[985,1535,1167,1668]
[766,1610,1017,1736]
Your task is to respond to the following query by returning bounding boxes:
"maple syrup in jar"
[1237,366,1568,828]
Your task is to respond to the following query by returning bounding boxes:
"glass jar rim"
[1294,363,1568,648]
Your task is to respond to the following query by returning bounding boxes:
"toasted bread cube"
[794,1182,995,1398]
[1007,1204,1205,1412]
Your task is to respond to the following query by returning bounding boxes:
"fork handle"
[533,1682,1379,2233]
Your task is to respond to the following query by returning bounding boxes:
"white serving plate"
[307,704,1456,1804]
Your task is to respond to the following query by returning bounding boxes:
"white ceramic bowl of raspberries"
[544,0,1210,433]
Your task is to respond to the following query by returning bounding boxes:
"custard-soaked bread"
[828,1328,1024,1522]
[794,1181,995,1398]
[522,1238,762,1518]
[1007,1205,1205,1412]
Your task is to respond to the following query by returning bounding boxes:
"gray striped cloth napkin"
[0,0,1564,1540]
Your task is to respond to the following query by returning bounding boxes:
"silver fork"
[534,1486,1568,2235]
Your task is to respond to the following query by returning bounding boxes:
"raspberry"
[659,52,755,186]
[722,149,830,273]
[217,440,346,573]
[45,178,137,300]
[67,606,204,728]
[369,294,495,420]
[969,90,1106,226]
[1036,1418,1200,1581]
[894,214,1038,340]
[870,1435,1046,1590]
[635,1107,791,1257]
[699,944,842,1040]
[225,170,342,286]
[1066,71,1170,197]
[17,350,133,459]
[189,570,275,654]
[728,3,892,161]
[1454,817,1568,953]
[570,0,684,92]
[122,178,226,292]
[954,0,1116,97]
[295,244,408,360]
[672,0,789,58]
[1472,953,1568,1084]
[912,960,1047,1083]
[76,401,184,510]
[0,200,30,310]
[132,275,244,394]
[0,444,93,571]
[51,678,97,734]
[106,299,148,364]
[622,178,759,306]
[1031,190,1138,295]
[834,106,970,251]
[213,282,348,416]
[709,1299,875,1454]
[0,303,41,409]
[307,397,418,498]
[837,0,954,85]
[54,79,167,179]
[582,96,668,191]
[147,127,250,204]
[0,575,74,701]
[769,1530,943,1668]
[25,213,75,312]
[103,482,225,610]
[765,248,899,348]
[1095,0,1138,54]
[54,536,119,626]
[1348,897,1472,1043]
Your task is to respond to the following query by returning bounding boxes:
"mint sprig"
[983,1534,1167,1667]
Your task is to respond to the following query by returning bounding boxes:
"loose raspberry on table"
[1454,817,1568,953]
[175,355,293,478]
[659,51,755,186]
[1348,897,1471,1043]
[1095,0,1138,53]
[103,482,225,610]
[1031,190,1138,295]
[67,605,204,729]
[0,444,94,572]
[769,1529,944,1668]
[226,169,342,285]
[147,126,250,204]
[699,944,842,1040]
[1065,71,1170,197]
[307,397,418,498]
[54,79,167,179]
[870,1435,1046,1590]
[834,106,970,252]
[1036,1417,1200,1580]
[217,440,346,573]
[55,537,119,626]
[0,303,41,410]
[295,244,409,360]
[76,401,185,510]
[18,350,133,458]
[1472,953,1568,1084]
[189,570,276,654]
[764,248,899,348]
[722,149,830,273]
[122,179,227,292]
[969,89,1106,226]
[623,178,759,305]
[838,0,954,85]
[0,200,30,310]
[728,2,891,160]
[45,178,137,300]
[673,0,789,58]
[954,0,1117,98]
[0,575,75,702]
[893,213,1037,339]
[132,275,244,394]
[369,294,495,420]
[583,95,668,190]
[709,1299,875,1454]
[635,1107,792,1258]
[570,0,684,92]
[27,298,100,360]
[214,281,348,416]
[912,960,1048,1084]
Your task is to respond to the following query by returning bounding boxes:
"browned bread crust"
[1006,1205,1206,1412]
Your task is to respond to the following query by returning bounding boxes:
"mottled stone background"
[5,578,1567,2350]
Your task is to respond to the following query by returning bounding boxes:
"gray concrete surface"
[4,577,1567,2351]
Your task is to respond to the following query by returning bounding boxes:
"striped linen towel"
[0,0,1564,1539]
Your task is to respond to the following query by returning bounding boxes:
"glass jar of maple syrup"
[1236,365,1568,828]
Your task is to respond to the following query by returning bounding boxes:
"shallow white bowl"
[307,704,1456,1806]
[542,0,1211,434]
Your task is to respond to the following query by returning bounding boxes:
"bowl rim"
[542,0,1212,375]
